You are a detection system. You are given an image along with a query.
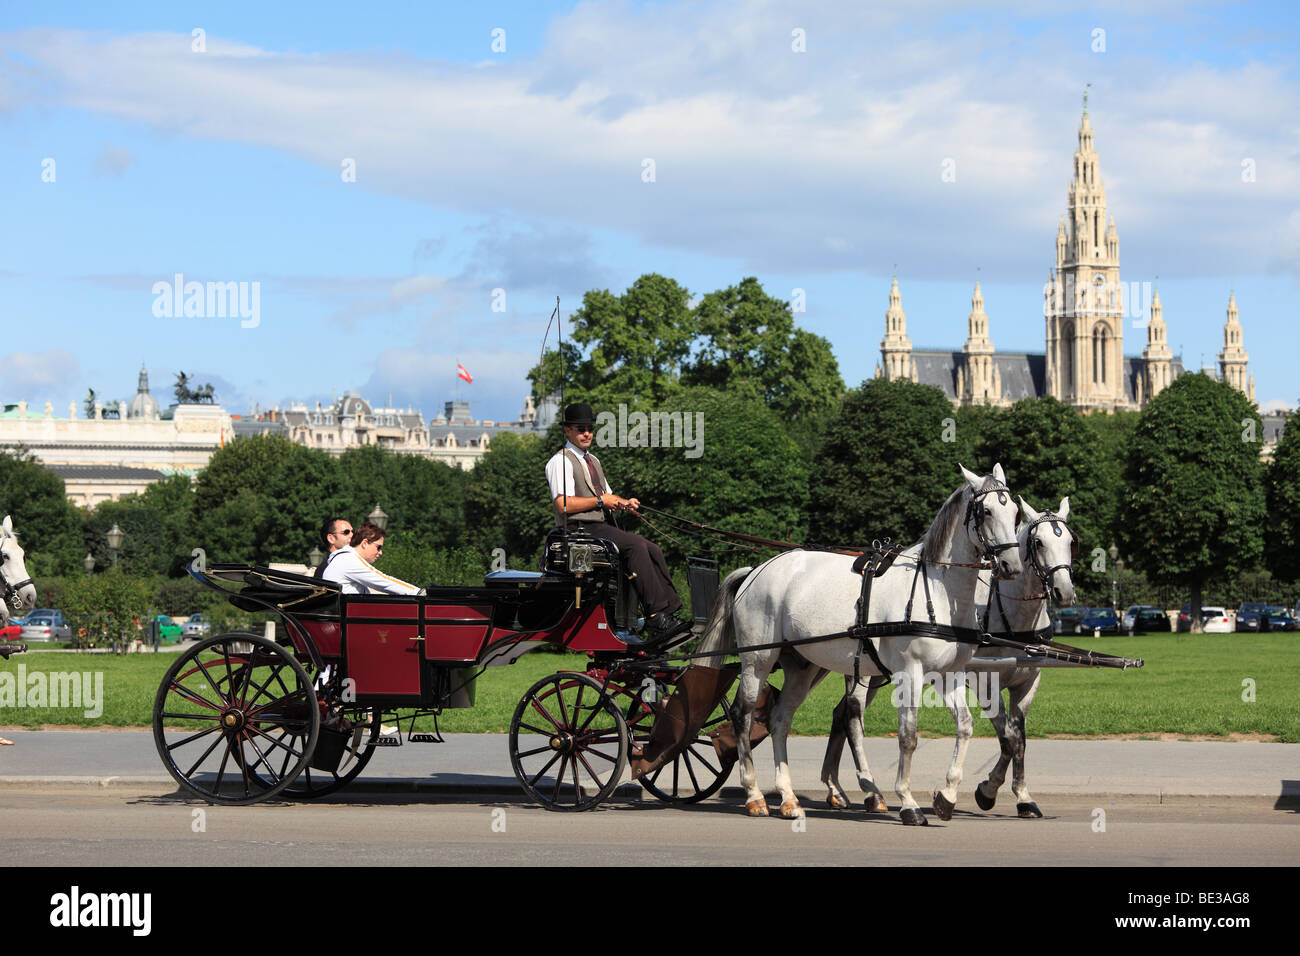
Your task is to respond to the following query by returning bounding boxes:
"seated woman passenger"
[322,522,424,595]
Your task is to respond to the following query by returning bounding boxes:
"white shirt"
[321,546,422,595]
[545,441,613,500]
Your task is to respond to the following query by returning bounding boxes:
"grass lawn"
[3,634,1297,741]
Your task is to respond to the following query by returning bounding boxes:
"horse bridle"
[1023,512,1078,592]
[0,537,34,614]
[963,483,1020,563]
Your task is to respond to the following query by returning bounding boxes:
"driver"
[544,402,689,646]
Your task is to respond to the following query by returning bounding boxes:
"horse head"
[0,515,38,617]
[1017,495,1077,607]
[958,463,1023,580]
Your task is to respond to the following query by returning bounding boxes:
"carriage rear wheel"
[626,686,737,804]
[153,633,319,805]
[509,672,628,811]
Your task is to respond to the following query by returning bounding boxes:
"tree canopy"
[1117,373,1265,628]
[1264,406,1300,582]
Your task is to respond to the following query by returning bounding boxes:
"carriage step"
[408,733,443,743]
[371,735,403,747]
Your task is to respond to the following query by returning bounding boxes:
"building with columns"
[877,100,1252,412]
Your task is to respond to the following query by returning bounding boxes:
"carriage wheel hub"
[549,733,575,753]
[221,709,246,731]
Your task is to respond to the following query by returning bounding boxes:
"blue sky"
[2,0,1297,422]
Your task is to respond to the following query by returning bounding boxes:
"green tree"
[1264,406,1300,582]
[59,569,155,646]
[809,378,965,547]
[584,388,810,567]
[973,396,1116,598]
[0,448,84,576]
[192,435,348,565]
[1117,374,1265,630]
[84,474,195,577]
[462,431,555,562]
[337,445,467,551]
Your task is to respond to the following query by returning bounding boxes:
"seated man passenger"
[322,523,424,595]
[314,516,354,580]
[545,402,689,646]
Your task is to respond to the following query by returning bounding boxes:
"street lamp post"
[106,524,125,569]
[83,553,95,578]
[368,505,388,532]
[1108,543,1120,610]
[308,546,323,569]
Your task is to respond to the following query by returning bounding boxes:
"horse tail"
[696,567,751,668]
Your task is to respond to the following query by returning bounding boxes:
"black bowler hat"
[562,402,596,426]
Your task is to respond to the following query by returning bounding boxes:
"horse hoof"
[1016,802,1043,819]
[864,794,888,813]
[827,793,848,810]
[746,800,769,817]
[780,801,803,820]
[974,783,997,811]
[900,807,928,826]
[932,791,955,821]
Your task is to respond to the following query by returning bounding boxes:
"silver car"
[182,613,211,641]
[20,609,73,642]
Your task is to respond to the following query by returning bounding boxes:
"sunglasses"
[569,425,594,434]
[333,527,353,536]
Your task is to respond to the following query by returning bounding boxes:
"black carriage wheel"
[283,708,381,799]
[627,685,737,804]
[153,633,319,805]
[509,672,628,811]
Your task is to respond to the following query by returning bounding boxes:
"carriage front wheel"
[509,672,629,811]
[153,633,319,805]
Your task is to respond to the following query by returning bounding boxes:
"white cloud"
[2,6,1297,281]
[1,350,81,400]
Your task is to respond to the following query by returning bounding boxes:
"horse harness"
[0,537,33,615]
[984,511,1078,645]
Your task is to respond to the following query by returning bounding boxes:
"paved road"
[3,786,1297,866]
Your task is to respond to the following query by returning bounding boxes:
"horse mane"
[920,474,999,558]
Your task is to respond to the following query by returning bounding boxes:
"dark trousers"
[584,523,682,617]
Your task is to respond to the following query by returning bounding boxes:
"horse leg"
[932,671,973,822]
[735,652,777,817]
[894,664,926,826]
[841,677,888,812]
[821,684,853,809]
[974,671,1010,811]
[769,656,827,819]
[1009,671,1043,818]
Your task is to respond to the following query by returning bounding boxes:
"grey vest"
[558,448,610,526]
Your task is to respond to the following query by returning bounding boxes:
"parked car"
[182,613,211,641]
[1201,606,1233,633]
[1176,604,1230,632]
[1127,607,1171,635]
[1080,607,1122,635]
[1235,602,1268,632]
[20,609,72,642]
[1263,607,1298,632]
[1051,607,1085,634]
[1123,605,1156,632]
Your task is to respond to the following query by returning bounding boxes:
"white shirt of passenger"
[321,546,421,595]
[545,441,613,500]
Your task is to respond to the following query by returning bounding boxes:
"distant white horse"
[698,464,1023,825]
[0,515,38,621]
[821,496,1078,819]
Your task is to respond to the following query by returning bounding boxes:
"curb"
[0,776,1292,809]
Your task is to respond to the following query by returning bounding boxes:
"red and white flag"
[457,363,473,384]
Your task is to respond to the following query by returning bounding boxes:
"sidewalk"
[1,730,1296,807]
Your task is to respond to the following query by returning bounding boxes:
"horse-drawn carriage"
[153,528,741,809]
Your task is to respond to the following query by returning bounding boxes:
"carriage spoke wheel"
[153,633,318,805]
[626,684,737,804]
[509,672,628,811]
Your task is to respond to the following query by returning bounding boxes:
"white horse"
[820,496,1077,819]
[698,464,1023,825]
[0,515,38,622]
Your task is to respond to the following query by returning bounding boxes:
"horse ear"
[958,463,981,489]
[1057,497,1070,520]
[1018,495,1040,524]
[1,515,11,534]
[992,462,1006,484]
